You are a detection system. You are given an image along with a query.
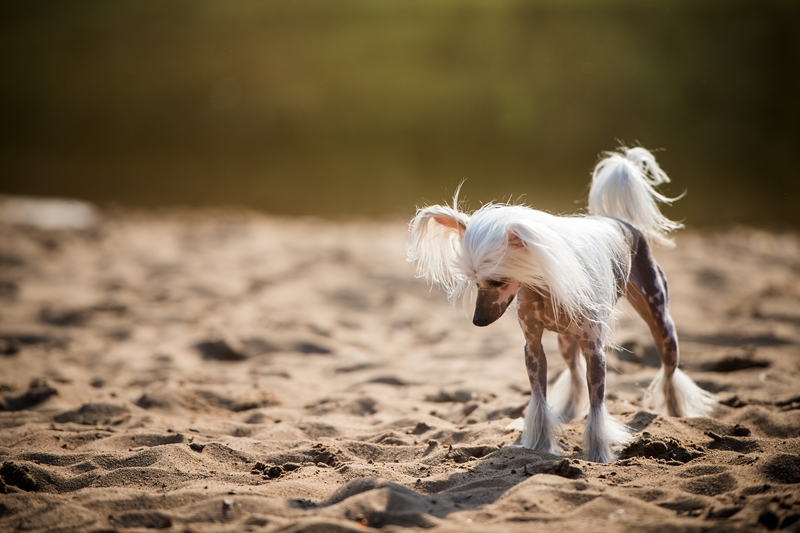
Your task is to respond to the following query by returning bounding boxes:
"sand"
[1,207,799,532]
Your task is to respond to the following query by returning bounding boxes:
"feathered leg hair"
[646,367,717,418]
[519,391,560,453]
[585,404,633,463]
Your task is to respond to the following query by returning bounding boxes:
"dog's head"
[407,203,524,327]
[472,278,521,326]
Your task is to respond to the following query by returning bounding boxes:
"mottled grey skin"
[473,220,684,448]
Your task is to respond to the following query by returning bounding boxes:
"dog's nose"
[472,315,491,327]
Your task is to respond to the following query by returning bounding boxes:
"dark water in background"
[1,1,798,226]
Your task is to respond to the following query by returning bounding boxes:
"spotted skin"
[552,331,588,422]
[625,237,679,378]
[557,333,580,375]
[473,280,520,327]
[474,220,686,460]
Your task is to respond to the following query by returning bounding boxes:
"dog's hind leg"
[517,322,560,453]
[550,334,589,422]
[579,336,632,463]
[626,241,717,418]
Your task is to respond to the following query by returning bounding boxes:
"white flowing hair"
[459,206,629,344]
[406,188,470,296]
[409,200,629,345]
[589,146,683,247]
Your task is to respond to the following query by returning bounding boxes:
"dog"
[406,146,717,463]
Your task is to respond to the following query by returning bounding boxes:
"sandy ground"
[1,207,799,532]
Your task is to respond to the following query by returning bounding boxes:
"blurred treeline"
[1,0,798,226]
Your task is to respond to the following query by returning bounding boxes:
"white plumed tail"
[645,367,718,418]
[588,147,683,247]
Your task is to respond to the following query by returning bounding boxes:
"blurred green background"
[1,0,798,226]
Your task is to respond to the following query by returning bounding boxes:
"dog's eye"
[488,279,506,288]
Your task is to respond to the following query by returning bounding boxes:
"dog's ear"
[507,229,526,248]
[431,213,466,236]
[407,205,469,291]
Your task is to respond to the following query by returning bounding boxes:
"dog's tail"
[588,147,683,247]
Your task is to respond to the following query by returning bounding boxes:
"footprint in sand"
[0,378,57,411]
[54,402,131,426]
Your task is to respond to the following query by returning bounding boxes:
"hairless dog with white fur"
[407,147,717,463]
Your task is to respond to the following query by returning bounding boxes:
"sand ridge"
[0,210,799,532]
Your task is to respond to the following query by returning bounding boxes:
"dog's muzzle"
[472,288,516,327]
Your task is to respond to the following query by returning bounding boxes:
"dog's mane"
[407,200,631,345]
[454,204,629,344]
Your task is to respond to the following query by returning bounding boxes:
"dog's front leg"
[518,322,559,453]
[580,337,632,463]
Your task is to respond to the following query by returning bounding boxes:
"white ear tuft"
[432,214,466,236]
[406,205,469,294]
